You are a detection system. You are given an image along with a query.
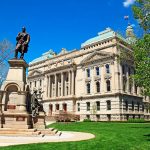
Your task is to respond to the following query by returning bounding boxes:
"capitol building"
[28,26,150,121]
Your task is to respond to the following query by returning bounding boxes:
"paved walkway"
[0,131,95,147]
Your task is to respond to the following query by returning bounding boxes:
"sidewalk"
[0,131,95,147]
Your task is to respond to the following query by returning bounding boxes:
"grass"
[1,122,150,150]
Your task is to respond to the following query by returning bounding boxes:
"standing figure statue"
[14,27,30,59]
[31,88,44,118]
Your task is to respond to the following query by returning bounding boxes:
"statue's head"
[22,27,26,32]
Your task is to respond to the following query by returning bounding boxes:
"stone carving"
[14,27,30,59]
[31,88,44,117]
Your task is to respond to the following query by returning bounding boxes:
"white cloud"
[123,0,136,7]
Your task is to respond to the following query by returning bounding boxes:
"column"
[119,64,123,93]
[68,70,71,95]
[71,70,74,95]
[100,65,104,94]
[126,66,129,93]
[49,75,51,98]
[47,76,49,98]
[55,74,57,97]
[61,72,64,97]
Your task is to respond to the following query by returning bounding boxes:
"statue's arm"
[25,34,30,44]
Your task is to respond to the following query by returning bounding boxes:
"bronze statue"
[14,27,30,59]
[31,88,44,117]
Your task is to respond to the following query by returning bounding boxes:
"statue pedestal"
[0,59,32,129]
[33,112,46,129]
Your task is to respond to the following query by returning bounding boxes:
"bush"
[127,118,146,123]
[83,119,92,122]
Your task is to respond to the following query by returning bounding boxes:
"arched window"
[86,68,90,77]
[96,81,100,93]
[105,64,110,74]
[87,83,90,94]
[96,67,100,76]
[106,80,111,92]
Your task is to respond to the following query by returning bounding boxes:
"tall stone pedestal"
[0,59,32,129]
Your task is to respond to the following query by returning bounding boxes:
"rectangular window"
[132,101,134,111]
[107,100,111,110]
[87,83,91,94]
[125,101,128,111]
[87,102,90,111]
[56,104,59,111]
[137,103,140,112]
[77,103,80,112]
[34,81,36,87]
[40,80,42,86]
[96,101,100,111]
[86,68,90,77]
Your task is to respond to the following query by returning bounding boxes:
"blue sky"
[0,0,138,63]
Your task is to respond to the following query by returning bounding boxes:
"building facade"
[28,27,150,121]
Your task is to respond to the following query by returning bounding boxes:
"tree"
[0,39,14,88]
[131,0,150,96]
[132,0,150,32]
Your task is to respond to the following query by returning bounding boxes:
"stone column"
[68,71,71,95]
[55,74,57,97]
[46,76,49,98]
[71,70,74,96]
[61,72,64,97]
[119,64,123,93]
[49,75,51,98]
[100,65,104,94]
[126,66,129,93]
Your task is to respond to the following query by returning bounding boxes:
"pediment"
[80,51,114,65]
[28,69,42,77]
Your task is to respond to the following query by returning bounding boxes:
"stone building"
[27,26,150,121]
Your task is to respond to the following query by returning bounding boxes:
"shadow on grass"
[144,134,150,141]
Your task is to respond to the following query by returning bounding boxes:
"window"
[105,64,110,74]
[125,101,128,111]
[142,104,144,112]
[96,81,100,93]
[106,80,111,92]
[87,102,90,111]
[56,104,59,111]
[49,104,53,114]
[96,67,100,76]
[34,81,36,87]
[40,80,42,86]
[96,101,100,111]
[132,101,134,111]
[63,103,67,112]
[77,103,80,111]
[128,67,131,76]
[66,86,69,95]
[87,83,91,94]
[137,102,140,112]
[86,68,90,77]
[123,78,127,92]
[135,85,137,94]
[107,100,111,110]
[122,65,125,74]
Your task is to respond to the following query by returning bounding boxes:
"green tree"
[132,0,150,32]
[131,0,150,96]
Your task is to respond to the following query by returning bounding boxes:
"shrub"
[127,118,146,123]
[83,119,92,122]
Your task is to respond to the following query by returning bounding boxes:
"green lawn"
[1,122,150,150]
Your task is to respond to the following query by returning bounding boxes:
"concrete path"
[0,131,95,147]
